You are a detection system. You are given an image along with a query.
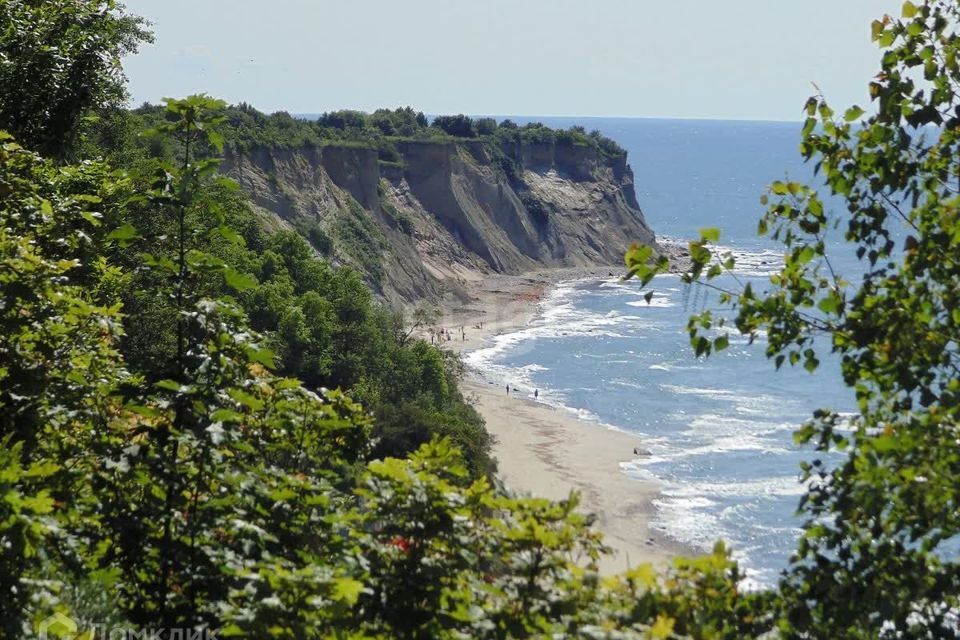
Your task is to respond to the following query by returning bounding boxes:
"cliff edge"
[221,136,657,306]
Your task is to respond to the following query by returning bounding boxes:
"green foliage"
[431,114,477,138]
[381,195,416,236]
[333,198,388,286]
[136,102,629,173]
[0,134,129,635]
[0,4,801,637]
[294,218,334,255]
[0,116,758,636]
[632,1,960,636]
[0,438,56,638]
[0,0,150,158]
[475,117,498,136]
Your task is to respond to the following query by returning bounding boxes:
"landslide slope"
[221,134,657,306]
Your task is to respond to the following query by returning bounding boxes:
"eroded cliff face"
[221,139,657,306]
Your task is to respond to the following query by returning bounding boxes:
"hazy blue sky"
[123,0,896,121]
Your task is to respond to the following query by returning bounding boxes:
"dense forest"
[2,0,960,638]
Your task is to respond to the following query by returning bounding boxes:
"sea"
[464,117,861,588]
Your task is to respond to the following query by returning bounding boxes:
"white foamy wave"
[712,243,785,277]
[660,384,735,398]
[660,384,804,425]
[642,436,791,462]
[464,280,655,384]
[686,413,797,439]
[662,475,806,499]
[626,296,676,309]
[650,497,723,552]
[657,236,785,279]
[650,475,806,588]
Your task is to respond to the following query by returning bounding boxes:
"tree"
[0,0,151,159]
[431,114,476,138]
[626,1,960,636]
[475,117,498,136]
[0,133,129,637]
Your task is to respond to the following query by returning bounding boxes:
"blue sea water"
[466,117,860,587]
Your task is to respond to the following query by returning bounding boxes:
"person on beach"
[534,389,539,399]
[506,384,510,394]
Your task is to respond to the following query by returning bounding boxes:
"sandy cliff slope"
[221,137,658,306]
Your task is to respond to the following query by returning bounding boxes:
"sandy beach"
[427,267,686,574]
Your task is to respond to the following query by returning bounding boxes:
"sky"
[123,0,897,122]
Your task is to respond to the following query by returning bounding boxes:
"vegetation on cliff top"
[127,101,628,165]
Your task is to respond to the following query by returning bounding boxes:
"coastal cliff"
[221,136,657,305]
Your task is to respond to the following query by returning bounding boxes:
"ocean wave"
[661,475,806,499]
[626,296,676,309]
[659,236,785,278]
[686,413,798,439]
[642,437,792,463]
[464,280,657,383]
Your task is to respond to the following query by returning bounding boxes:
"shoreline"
[433,267,689,574]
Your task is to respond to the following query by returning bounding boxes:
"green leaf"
[107,223,140,246]
[208,129,225,153]
[902,1,918,17]
[624,243,653,268]
[215,224,243,245]
[128,404,162,418]
[874,434,898,453]
[699,227,721,243]
[650,615,675,639]
[246,346,276,368]
[332,577,364,605]
[224,267,257,292]
[818,292,842,314]
[25,460,59,478]
[227,388,264,411]
[155,379,182,392]
[844,106,865,122]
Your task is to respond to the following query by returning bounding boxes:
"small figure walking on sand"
[534,389,539,399]
[506,384,510,395]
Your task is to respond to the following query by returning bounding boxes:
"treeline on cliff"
[4,0,960,638]
[115,101,626,173]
